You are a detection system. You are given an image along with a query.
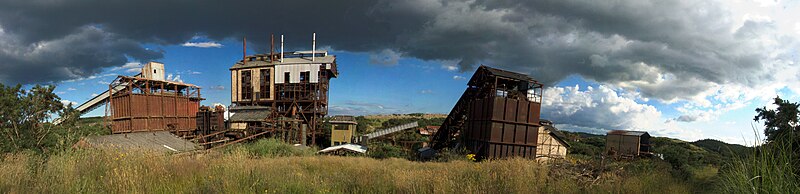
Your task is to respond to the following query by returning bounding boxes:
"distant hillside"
[560,130,752,167]
[363,113,447,120]
[691,139,751,159]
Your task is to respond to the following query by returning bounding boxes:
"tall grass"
[0,140,693,193]
[226,138,317,157]
[716,130,800,193]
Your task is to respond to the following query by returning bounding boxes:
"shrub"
[228,138,316,158]
[367,142,408,159]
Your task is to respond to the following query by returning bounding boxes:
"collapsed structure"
[429,65,544,160]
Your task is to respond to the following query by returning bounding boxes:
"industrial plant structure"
[66,34,572,160]
[227,34,337,146]
[106,62,203,134]
[429,65,544,160]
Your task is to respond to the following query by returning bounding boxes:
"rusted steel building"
[430,65,544,160]
[228,34,338,146]
[107,62,203,134]
[605,130,652,157]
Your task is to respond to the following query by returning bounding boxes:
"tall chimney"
[280,35,284,63]
[312,32,316,62]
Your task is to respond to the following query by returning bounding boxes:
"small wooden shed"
[329,115,357,146]
[535,125,570,160]
[605,130,651,157]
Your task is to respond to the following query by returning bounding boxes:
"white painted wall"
[274,64,321,83]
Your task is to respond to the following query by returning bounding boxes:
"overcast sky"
[1,0,799,145]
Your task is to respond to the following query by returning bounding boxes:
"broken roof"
[317,143,368,154]
[480,65,534,82]
[542,125,570,148]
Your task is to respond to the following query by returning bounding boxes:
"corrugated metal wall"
[463,97,542,159]
[605,134,642,156]
[111,94,200,133]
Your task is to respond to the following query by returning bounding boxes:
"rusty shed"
[430,65,544,160]
[605,130,651,157]
[108,62,203,134]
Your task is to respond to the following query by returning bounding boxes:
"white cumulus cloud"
[181,41,222,48]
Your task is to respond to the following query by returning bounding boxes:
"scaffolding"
[227,49,337,146]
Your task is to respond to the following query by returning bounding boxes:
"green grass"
[0,145,695,193]
[716,141,800,193]
[226,138,317,158]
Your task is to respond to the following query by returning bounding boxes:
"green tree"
[754,96,800,143]
[0,83,73,153]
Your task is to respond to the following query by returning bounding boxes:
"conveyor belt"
[362,122,419,140]
[429,87,478,149]
[54,73,141,125]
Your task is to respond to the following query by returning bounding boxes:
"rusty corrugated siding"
[462,97,540,159]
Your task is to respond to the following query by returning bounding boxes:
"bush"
[229,138,316,158]
[367,142,408,159]
[569,141,602,156]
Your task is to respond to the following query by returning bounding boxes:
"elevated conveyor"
[53,73,141,125]
[429,87,479,150]
[355,122,419,144]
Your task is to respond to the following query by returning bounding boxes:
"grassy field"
[0,114,785,193]
[0,139,695,194]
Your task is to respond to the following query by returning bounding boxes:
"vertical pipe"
[312,32,316,62]
[107,82,112,132]
[280,35,284,63]
[301,124,307,146]
[243,36,247,65]
[270,33,274,61]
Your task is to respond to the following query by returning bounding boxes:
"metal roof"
[542,125,570,148]
[318,143,367,154]
[607,130,650,137]
[293,50,328,55]
[229,106,272,122]
[230,55,336,69]
[329,115,357,124]
[76,131,200,152]
[481,65,534,82]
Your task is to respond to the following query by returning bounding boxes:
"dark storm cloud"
[0,0,776,102]
[0,26,161,84]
